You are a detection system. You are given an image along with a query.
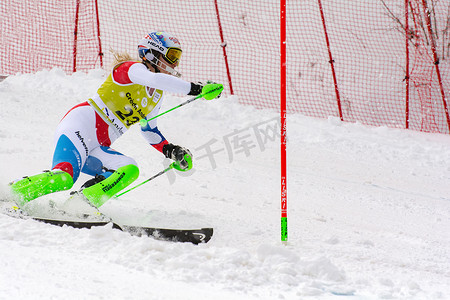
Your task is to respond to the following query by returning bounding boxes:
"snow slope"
[0,69,449,299]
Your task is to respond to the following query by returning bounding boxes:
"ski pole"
[115,163,175,197]
[139,85,223,127]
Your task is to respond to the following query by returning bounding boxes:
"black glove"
[162,143,193,171]
[188,82,203,96]
[187,81,222,100]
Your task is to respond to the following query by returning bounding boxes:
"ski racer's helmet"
[138,31,182,77]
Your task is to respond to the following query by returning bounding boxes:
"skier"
[9,31,223,208]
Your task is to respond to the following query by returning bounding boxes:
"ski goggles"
[163,47,182,65]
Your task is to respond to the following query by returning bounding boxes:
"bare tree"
[380,0,450,60]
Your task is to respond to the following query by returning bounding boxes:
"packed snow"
[0,69,449,299]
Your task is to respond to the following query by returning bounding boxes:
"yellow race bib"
[94,64,163,130]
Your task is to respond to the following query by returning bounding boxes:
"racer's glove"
[162,143,193,171]
[188,81,223,100]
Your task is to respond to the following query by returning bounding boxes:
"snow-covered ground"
[0,69,449,299]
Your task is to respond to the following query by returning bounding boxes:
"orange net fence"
[1,0,449,133]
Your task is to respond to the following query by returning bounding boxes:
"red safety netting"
[1,0,449,133]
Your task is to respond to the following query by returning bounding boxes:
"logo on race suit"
[100,106,124,135]
[126,92,146,119]
[141,97,148,108]
[153,92,161,103]
[144,87,160,104]
[75,131,89,156]
[146,87,155,97]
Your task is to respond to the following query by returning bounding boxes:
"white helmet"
[138,31,182,77]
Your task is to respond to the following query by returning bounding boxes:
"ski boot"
[9,170,73,207]
[82,164,139,207]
